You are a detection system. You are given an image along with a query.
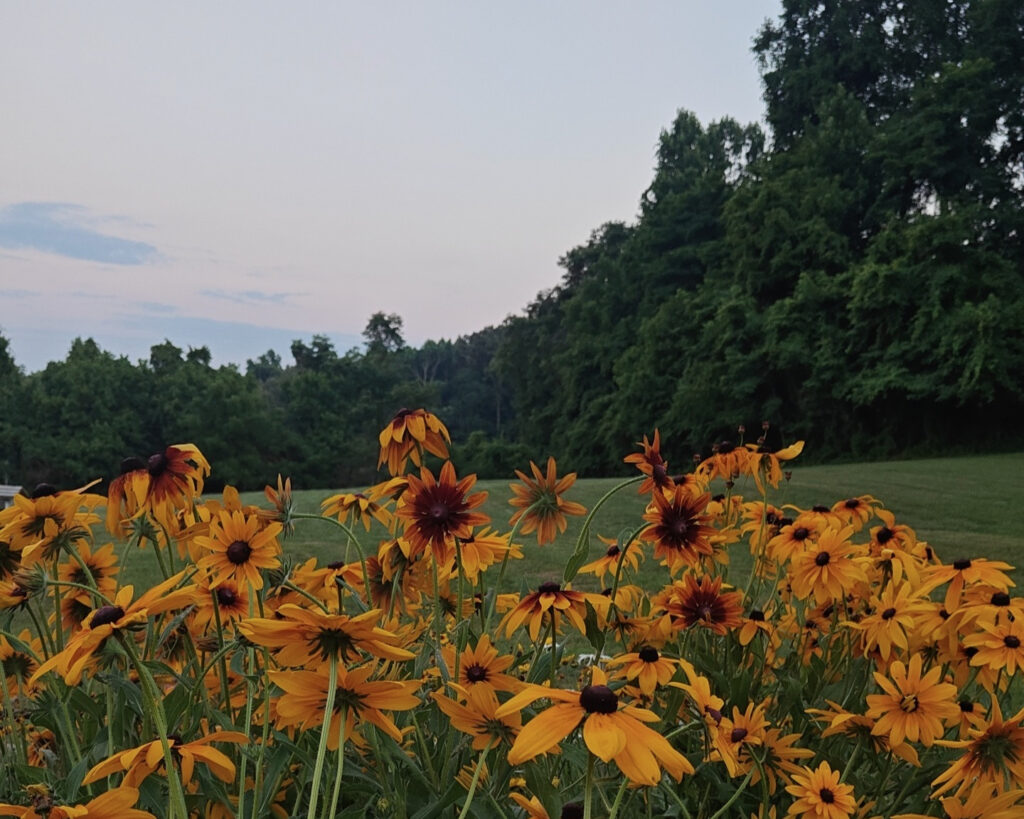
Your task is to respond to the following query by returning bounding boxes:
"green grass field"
[237,451,1024,589]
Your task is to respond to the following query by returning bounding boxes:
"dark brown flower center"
[561,804,583,819]
[638,646,659,663]
[428,503,450,523]
[579,685,618,714]
[876,526,893,544]
[812,505,830,513]
[881,607,897,620]
[717,441,735,454]
[793,527,810,541]
[652,463,668,484]
[538,581,561,594]
[606,544,621,557]
[730,727,748,743]
[465,664,488,682]
[952,559,972,570]
[670,518,689,537]
[216,587,238,607]
[992,593,1011,606]
[844,498,860,509]
[31,483,57,499]
[749,609,765,622]
[959,700,974,713]
[1004,636,1021,649]
[226,540,253,564]
[819,788,835,804]
[91,605,124,627]
[147,452,168,476]
[814,551,831,567]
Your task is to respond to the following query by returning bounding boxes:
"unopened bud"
[761,420,770,431]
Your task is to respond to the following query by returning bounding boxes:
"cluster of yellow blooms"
[0,412,1021,818]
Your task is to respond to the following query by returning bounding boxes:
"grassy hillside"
[239,451,1024,588]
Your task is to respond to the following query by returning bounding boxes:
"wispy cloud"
[0,289,36,299]
[199,289,301,305]
[0,202,158,265]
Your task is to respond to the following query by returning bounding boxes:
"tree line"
[2,0,1022,490]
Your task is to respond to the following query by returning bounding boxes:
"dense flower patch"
[0,411,1021,817]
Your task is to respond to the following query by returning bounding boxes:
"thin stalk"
[456,741,492,819]
[307,654,338,818]
[607,776,630,819]
[117,633,188,819]
[292,513,373,603]
[564,476,644,585]
[325,705,348,819]
[583,753,596,819]
[707,766,754,819]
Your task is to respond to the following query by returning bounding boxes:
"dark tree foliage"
[3,0,1021,488]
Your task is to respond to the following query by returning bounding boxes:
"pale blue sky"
[1,1,779,372]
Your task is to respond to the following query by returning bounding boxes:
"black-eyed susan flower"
[238,604,414,666]
[931,697,1024,797]
[710,702,770,777]
[623,430,674,495]
[195,509,282,590]
[830,495,881,531]
[451,527,521,583]
[755,729,814,795]
[83,730,247,788]
[845,581,930,662]
[697,440,751,483]
[606,646,677,696]
[431,683,521,750]
[745,439,804,493]
[784,761,857,818]
[738,606,777,646]
[0,786,157,818]
[0,628,40,693]
[1,484,102,564]
[500,582,596,641]
[57,541,118,608]
[924,557,1015,613]
[136,444,210,527]
[508,457,586,546]
[190,577,250,630]
[578,536,643,585]
[439,634,522,694]
[270,663,420,749]
[640,486,715,573]
[671,659,724,724]
[321,491,392,531]
[894,785,1024,819]
[495,667,693,786]
[396,462,489,561]
[658,574,743,635]
[377,408,451,476]
[865,654,959,747]
[788,526,868,605]
[963,617,1024,675]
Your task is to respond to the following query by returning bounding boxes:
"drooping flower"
[238,604,414,666]
[865,654,959,748]
[431,683,521,750]
[83,730,248,787]
[377,408,451,476]
[623,430,674,495]
[745,440,804,493]
[135,444,210,527]
[508,457,586,546]
[270,663,421,749]
[0,786,157,818]
[931,697,1024,797]
[500,582,596,641]
[697,440,751,483]
[579,536,644,585]
[924,558,1015,613]
[321,491,392,531]
[496,667,693,786]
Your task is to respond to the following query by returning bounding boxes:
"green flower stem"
[707,766,754,819]
[0,669,26,768]
[307,653,338,818]
[209,590,235,722]
[457,740,492,819]
[282,580,330,612]
[549,610,558,688]
[606,775,630,819]
[583,752,596,819]
[660,784,694,819]
[116,632,188,819]
[63,549,105,601]
[453,538,466,683]
[482,508,533,634]
[564,475,644,585]
[51,557,65,652]
[25,602,54,657]
[48,579,113,606]
[325,705,347,819]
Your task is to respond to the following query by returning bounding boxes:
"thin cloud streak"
[0,202,158,265]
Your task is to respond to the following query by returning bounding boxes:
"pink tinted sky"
[1,1,780,372]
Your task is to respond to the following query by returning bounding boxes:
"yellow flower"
[195,509,282,590]
[495,667,693,786]
[508,457,586,546]
[785,761,857,818]
[83,730,247,787]
[377,408,451,476]
[865,654,959,747]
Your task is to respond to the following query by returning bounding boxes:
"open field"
[237,451,1024,589]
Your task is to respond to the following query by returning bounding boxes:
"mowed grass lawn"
[236,451,1024,590]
